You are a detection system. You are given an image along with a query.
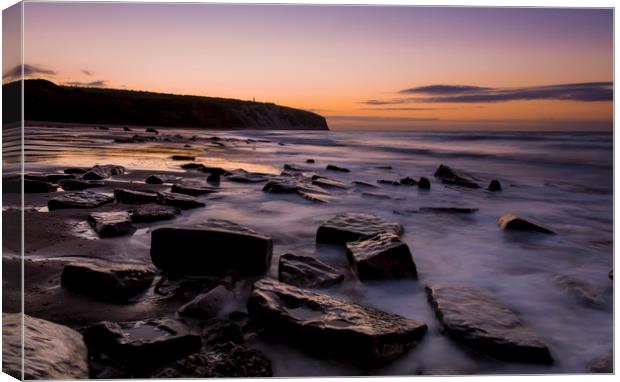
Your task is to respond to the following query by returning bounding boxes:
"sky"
[4,2,614,130]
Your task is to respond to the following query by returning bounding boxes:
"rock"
[326,164,350,172]
[278,253,344,288]
[171,180,217,196]
[488,179,502,192]
[114,188,159,204]
[145,174,176,184]
[2,313,89,380]
[131,134,158,142]
[200,166,230,176]
[123,126,132,131]
[551,274,602,307]
[58,178,105,190]
[99,126,109,130]
[316,212,404,245]
[83,319,201,373]
[130,203,179,223]
[434,164,480,188]
[88,211,137,238]
[353,180,378,188]
[283,163,313,172]
[64,167,90,174]
[202,318,244,346]
[306,159,315,163]
[152,344,272,378]
[82,164,125,180]
[400,177,418,185]
[151,219,273,276]
[172,155,195,161]
[609,270,613,280]
[24,179,58,193]
[418,177,431,189]
[262,178,299,193]
[362,191,392,199]
[418,207,478,214]
[178,285,236,318]
[345,232,417,281]
[298,190,333,203]
[377,179,401,186]
[181,162,205,170]
[157,191,206,209]
[247,278,427,364]
[61,261,154,301]
[588,350,613,372]
[226,169,269,183]
[146,127,159,134]
[25,173,75,182]
[312,175,349,189]
[48,191,114,210]
[497,214,555,234]
[426,284,552,364]
[207,172,220,183]
[376,165,393,170]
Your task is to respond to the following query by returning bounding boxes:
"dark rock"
[588,350,613,373]
[226,169,269,183]
[150,219,273,276]
[123,126,132,131]
[172,155,195,161]
[207,172,220,183]
[99,126,110,130]
[58,178,105,190]
[345,232,417,281]
[61,261,154,301]
[376,165,393,170]
[114,188,158,204]
[25,173,75,182]
[88,211,137,238]
[326,164,350,172]
[247,278,427,364]
[48,191,114,210]
[202,318,244,346]
[178,285,236,318]
[64,167,90,174]
[498,214,555,234]
[114,137,134,143]
[488,179,502,192]
[24,179,58,193]
[82,164,125,180]
[353,180,378,188]
[609,270,613,280]
[130,203,179,223]
[316,212,404,245]
[434,164,480,188]
[156,191,206,209]
[200,166,230,176]
[145,174,176,184]
[83,319,201,373]
[181,162,205,170]
[551,274,602,307]
[418,207,478,214]
[263,178,299,193]
[400,177,418,186]
[361,191,392,199]
[146,127,159,134]
[298,190,333,203]
[377,179,401,186]
[131,134,158,142]
[152,344,272,378]
[171,180,217,196]
[418,177,431,189]
[426,284,552,364]
[312,175,349,189]
[278,253,344,288]
[306,159,315,163]
[283,163,313,172]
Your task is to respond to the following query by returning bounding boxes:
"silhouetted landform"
[2,79,329,130]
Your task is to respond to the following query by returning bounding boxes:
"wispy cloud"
[82,69,93,76]
[64,80,108,87]
[2,64,56,81]
[360,107,440,111]
[399,85,492,95]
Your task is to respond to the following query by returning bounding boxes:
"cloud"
[399,85,492,95]
[360,107,440,111]
[82,70,93,76]
[64,80,108,87]
[3,64,56,80]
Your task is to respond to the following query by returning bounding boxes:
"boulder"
[61,261,154,301]
[207,172,220,183]
[226,169,269,183]
[64,167,90,174]
[114,188,159,204]
[83,319,201,372]
[326,164,350,172]
[488,179,502,192]
[171,180,217,196]
[434,164,480,188]
[345,232,417,281]
[130,203,179,223]
[497,214,555,234]
[2,313,89,380]
[316,212,404,245]
[157,191,206,209]
[82,164,125,180]
[400,177,418,185]
[24,179,58,193]
[418,177,431,189]
[202,318,244,346]
[178,285,236,318]
[172,155,195,161]
[145,174,176,184]
[48,191,114,210]
[88,211,137,238]
[551,274,602,307]
[150,219,273,276]
[247,278,427,364]
[58,178,105,190]
[426,284,552,364]
[278,253,344,288]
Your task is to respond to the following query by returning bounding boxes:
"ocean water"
[7,125,614,375]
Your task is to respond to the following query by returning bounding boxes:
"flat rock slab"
[312,176,350,189]
[278,253,344,288]
[151,219,273,276]
[88,211,137,238]
[298,190,334,203]
[145,174,177,184]
[247,278,427,364]
[130,203,179,223]
[25,173,75,182]
[353,180,378,188]
[316,212,404,245]
[157,191,206,209]
[171,155,195,161]
[178,285,236,318]
[48,191,114,210]
[345,232,417,281]
[24,179,58,193]
[83,318,201,372]
[2,313,89,380]
[58,178,105,190]
[434,164,480,188]
[426,284,552,364]
[114,188,159,204]
[226,169,269,183]
[82,164,125,180]
[171,180,217,196]
[326,164,350,172]
[61,261,155,301]
[497,214,555,234]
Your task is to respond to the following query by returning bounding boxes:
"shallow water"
[12,125,614,375]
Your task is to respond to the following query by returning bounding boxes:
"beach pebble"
[114,188,159,204]
[278,253,344,288]
[157,191,206,209]
[316,212,404,245]
[497,214,555,234]
[345,232,417,281]
[88,211,137,238]
[130,203,179,223]
[48,191,114,210]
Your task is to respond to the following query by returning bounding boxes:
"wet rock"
[262,178,299,193]
[426,284,552,364]
[207,172,220,183]
[316,212,404,245]
[130,203,179,223]
[377,179,401,186]
[497,214,555,234]
[362,191,392,199]
[488,179,502,192]
[181,162,205,170]
[247,278,427,364]
[418,177,431,189]
[298,190,333,203]
[58,178,105,190]
[82,164,125,180]
[434,164,480,188]
[2,313,89,380]
[26,173,75,182]
[551,274,602,307]
[123,126,132,131]
[400,177,418,186]
[61,261,154,301]
[226,169,269,183]
[283,163,313,172]
[312,175,349,189]
[171,179,217,196]
[131,134,158,142]
[145,174,176,184]
[306,159,315,163]
[146,127,159,134]
[200,166,230,176]
[114,188,159,204]
[278,253,344,288]
[64,167,90,174]
[326,164,350,173]
[376,165,393,170]
[418,207,478,214]
[157,191,206,209]
[88,211,136,238]
[83,319,201,373]
[171,155,195,161]
[178,285,236,318]
[99,126,110,130]
[48,191,114,210]
[24,179,58,193]
[151,219,273,276]
[588,350,613,373]
[609,270,613,280]
[202,318,244,346]
[345,232,417,281]
[353,180,378,188]
[152,344,272,378]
